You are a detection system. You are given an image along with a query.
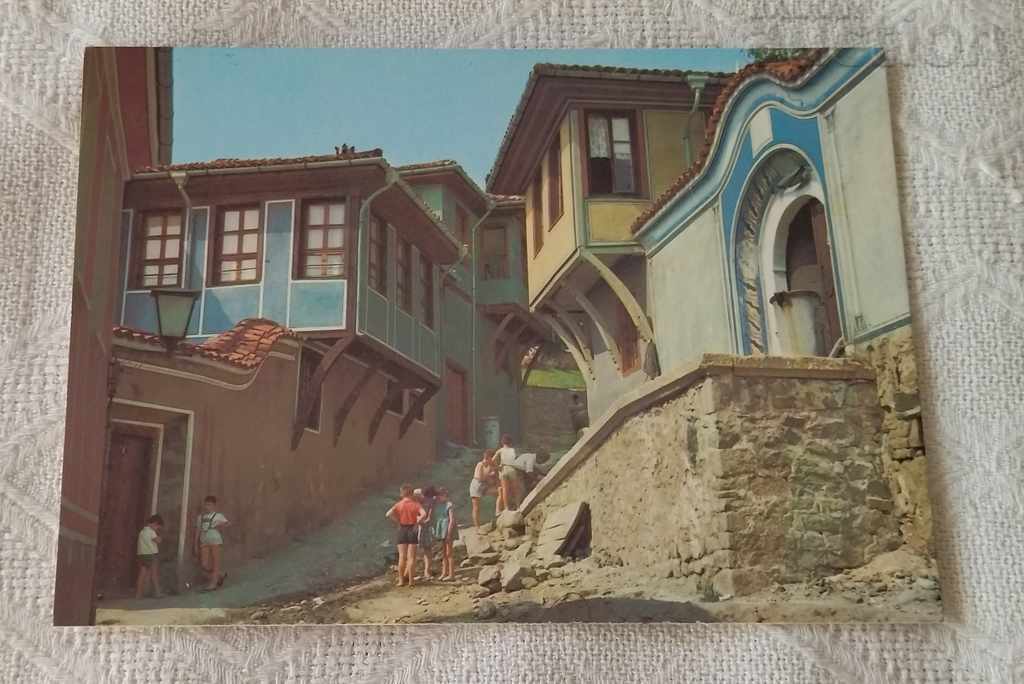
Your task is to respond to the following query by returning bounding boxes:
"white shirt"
[496,446,517,468]
[515,452,538,474]
[137,526,159,555]
[197,511,228,545]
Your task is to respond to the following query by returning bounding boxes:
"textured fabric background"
[1,1,1022,681]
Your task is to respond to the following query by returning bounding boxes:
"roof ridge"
[135,148,384,175]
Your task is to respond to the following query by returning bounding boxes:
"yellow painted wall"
[586,201,650,241]
[526,113,577,304]
[645,109,690,197]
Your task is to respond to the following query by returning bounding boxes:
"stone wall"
[520,386,584,454]
[524,358,904,596]
[852,326,932,554]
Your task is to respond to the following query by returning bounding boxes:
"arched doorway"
[762,197,841,355]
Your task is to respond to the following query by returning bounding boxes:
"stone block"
[712,568,769,597]
[462,528,494,558]
[500,561,532,592]
[477,566,501,590]
[496,510,525,530]
[509,540,534,563]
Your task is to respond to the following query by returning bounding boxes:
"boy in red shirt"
[385,484,427,587]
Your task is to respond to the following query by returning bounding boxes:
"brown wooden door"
[809,201,842,351]
[445,362,469,445]
[96,433,152,595]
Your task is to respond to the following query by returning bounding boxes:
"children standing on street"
[135,514,164,599]
[386,484,426,587]
[194,495,230,592]
[431,487,457,581]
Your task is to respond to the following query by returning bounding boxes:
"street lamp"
[149,288,200,353]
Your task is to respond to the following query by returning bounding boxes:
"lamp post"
[149,288,200,353]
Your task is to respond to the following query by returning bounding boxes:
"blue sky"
[172,49,751,186]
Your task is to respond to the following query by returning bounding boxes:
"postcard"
[55,46,939,626]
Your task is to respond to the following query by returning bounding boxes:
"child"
[385,484,426,587]
[135,514,164,599]
[431,488,457,581]
[193,495,230,592]
[495,434,521,512]
[417,486,437,580]
[470,450,496,528]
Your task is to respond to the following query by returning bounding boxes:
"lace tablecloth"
[1,1,1021,681]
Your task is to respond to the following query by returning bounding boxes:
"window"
[135,211,184,288]
[586,111,639,195]
[299,200,346,279]
[548,133,563,226]
[298,347,322,431]
[213,206,262,285]
[616,301,639,375]
[396,236,412,312]
[419,253,434,328]
[455,205,470,246]
[480,226,508,280]
[386,380,405,414]
[531,174,544,256]
[408,389,425,422]
[368,215,387,294]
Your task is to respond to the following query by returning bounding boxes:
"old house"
[489,49,931,596]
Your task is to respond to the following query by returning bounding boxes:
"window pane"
[222,234,238,255]
[242,234,258,254]
[160,272,177,285]
[613,141,633,160]
[326,228,344,248]
[164,264,178,276]
[165,238,179,259]
[325,263,343,277]
[307,228,323,249]
[143,274,158,286]
[220,263,238,282]
[243,209,259,229]
[326,254,343,266]
[166,215,181,235]
[145,239,162,259]
[146,215,163,235]
[588,115,610,158]
[328,203,345,225]
[223,211,239,231]
[611,117,631,142]
[241,258,257,271]
[307,204,324,225]
[613,158,635,193]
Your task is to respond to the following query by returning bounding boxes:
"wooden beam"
[538,312,593,383]
[490,312,516,364]
[495,319,527,368]
[546,300,591,361]
[369,383,406,443]
[332,360,380,447]
[399,385,437,438]
[292,333,355,450]
[581,250,655,343]
[567,284,621,372]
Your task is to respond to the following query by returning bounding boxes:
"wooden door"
[809,201,842,351]
[96,433,152,595]
[445,362,468,445]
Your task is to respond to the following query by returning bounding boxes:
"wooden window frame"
[582,109,646,199]
[295,198,347,281]
[210,204,263,286]
[298,347,323,432]
[530,173,544,256]
[419,253,435,329]
[396,236,413,313]
[368,214,388,295]
[132,209,185,289]
[480,225,509,281]
[547,133,564,228]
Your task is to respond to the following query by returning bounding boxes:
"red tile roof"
[396,160,459,171]
[629,49,829,234]
[135,148,384,175]
[113,318,298,369]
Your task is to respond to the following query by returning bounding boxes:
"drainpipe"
[467,204,494,448]
[683,73,710,167]
[169,171,193,288]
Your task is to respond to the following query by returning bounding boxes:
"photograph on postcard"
[55,46,940,626]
